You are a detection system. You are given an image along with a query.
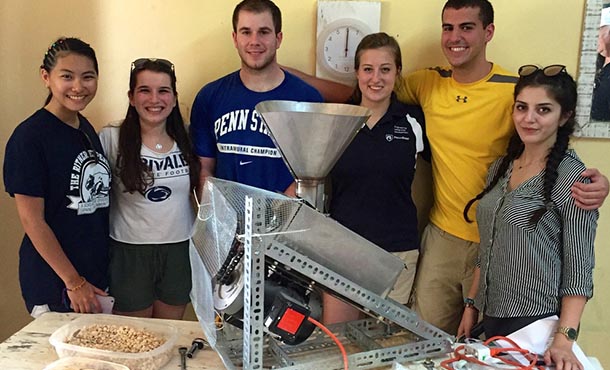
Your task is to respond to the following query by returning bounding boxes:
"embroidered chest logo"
[388,126,411,142]
[456,95,468,103]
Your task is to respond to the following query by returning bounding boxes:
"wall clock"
[316,19,373,80]
[316,0,381,83]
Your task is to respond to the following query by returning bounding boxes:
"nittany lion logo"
[145,186,172,202]
[385,134,393,142]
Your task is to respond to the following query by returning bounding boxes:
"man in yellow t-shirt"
[286,0,609,336]
[397,0,516,335]
[402,0,604,335]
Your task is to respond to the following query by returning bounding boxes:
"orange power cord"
[440,335,542,370]
[307,316,349,370]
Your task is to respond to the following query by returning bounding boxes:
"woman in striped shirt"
[458,65,598,369]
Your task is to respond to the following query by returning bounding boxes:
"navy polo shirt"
[329,95,428,252]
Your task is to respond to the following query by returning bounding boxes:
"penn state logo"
[385,134,393,142]
[145,186,171,202]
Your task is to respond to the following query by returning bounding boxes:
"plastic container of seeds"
[43,356,130,370]
[49,314,178,370]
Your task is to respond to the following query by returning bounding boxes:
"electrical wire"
[214,309,225,330]
[307,317,349,370]
[484,336,540,369]
[440,336,542,370]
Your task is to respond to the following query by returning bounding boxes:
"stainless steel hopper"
[255,100,370,211]
[190,101,453,370]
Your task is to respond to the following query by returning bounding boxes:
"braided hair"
[41,37,99,105]
[463,68,577,225]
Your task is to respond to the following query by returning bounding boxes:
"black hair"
[41,37,99,105]
[350,32,404,104]
[443,0,494,28]
[232,0,282,34]
[463,68,577,225]
[117,59,200,194]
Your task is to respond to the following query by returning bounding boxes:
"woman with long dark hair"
[99,58,200,319]
[458,65,598,369]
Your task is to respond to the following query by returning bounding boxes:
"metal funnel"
[256,101,370,210]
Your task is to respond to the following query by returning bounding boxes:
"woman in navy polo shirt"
[324,32,428,324]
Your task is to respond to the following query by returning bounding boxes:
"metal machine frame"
[212,195,453,370]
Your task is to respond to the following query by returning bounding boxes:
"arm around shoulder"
[281,65,353,103]
[571,168,609,209]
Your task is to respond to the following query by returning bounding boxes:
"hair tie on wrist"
[67,276,87,292]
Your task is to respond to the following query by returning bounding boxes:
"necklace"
[516,158,544,170]
[155,143,163,150]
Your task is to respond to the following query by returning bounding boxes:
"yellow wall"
[1,0,608,365]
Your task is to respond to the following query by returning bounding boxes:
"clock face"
[317,20,372,79]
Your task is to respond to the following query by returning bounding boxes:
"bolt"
[186,337,206,358]
[178,346,188,370]
[422,359,435,370]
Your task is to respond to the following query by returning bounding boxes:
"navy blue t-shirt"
[190,70,323,192]
[4,109,110,309]
[330,96,428,252]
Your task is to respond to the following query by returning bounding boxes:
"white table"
[0,312,225,369]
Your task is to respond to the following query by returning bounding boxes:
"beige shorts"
[387,249,419,305]
[321,248,419,325]
[411,223,479,335]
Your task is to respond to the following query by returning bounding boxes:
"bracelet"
[66,276,87,292]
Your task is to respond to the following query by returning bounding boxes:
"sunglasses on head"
[518,64,566,78]
[130,58,175,72]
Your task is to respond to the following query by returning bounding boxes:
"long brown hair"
[117,59,200,194]
[463,68,577,225]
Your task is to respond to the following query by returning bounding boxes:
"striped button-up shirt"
[475,150,597,318]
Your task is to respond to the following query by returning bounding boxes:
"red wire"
[307,316,349,370]
[439,337,543,370]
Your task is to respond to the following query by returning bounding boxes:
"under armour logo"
[456,95,468,103]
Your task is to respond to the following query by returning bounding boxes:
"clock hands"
[344,27,349,58]
[317,21,371,77]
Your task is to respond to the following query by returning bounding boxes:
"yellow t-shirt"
[400,64,517,243]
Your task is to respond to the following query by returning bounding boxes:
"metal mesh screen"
[191,178,302,278]
[191,177,404,298]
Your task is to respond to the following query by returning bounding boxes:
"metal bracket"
[228,195,452,369]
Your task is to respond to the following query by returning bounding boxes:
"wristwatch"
[556,326,578,341]
[464,297,476,309]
